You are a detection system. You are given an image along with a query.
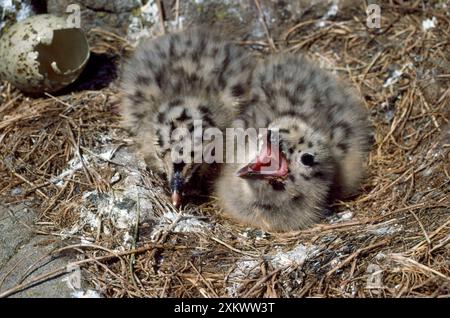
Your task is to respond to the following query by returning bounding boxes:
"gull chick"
[216,53,372,232]
[120,28,255,207]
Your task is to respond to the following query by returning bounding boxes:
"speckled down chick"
[216,53,372,232]
[120,28,255,207]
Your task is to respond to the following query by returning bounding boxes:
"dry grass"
[0,2,449,298]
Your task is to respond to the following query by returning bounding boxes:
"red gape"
[236,141,288,179]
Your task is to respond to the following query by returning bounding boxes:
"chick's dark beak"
[170,171,184,208]
[171,191,182,208]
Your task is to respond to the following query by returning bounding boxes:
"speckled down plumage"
[120,28,255,203]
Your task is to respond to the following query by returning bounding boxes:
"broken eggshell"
[0,14,90,94]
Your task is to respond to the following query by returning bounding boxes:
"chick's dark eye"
[301,153,315,167]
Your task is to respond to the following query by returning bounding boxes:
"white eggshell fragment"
[0,14,90,94]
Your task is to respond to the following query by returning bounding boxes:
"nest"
[0,2,449,298]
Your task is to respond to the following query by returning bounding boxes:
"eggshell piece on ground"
[0,14,90,94]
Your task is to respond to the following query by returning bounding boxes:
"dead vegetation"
[0,2,449,298]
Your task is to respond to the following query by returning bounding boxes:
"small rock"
[110,172,121,185]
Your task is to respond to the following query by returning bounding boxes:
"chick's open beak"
[236,140,288,179]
